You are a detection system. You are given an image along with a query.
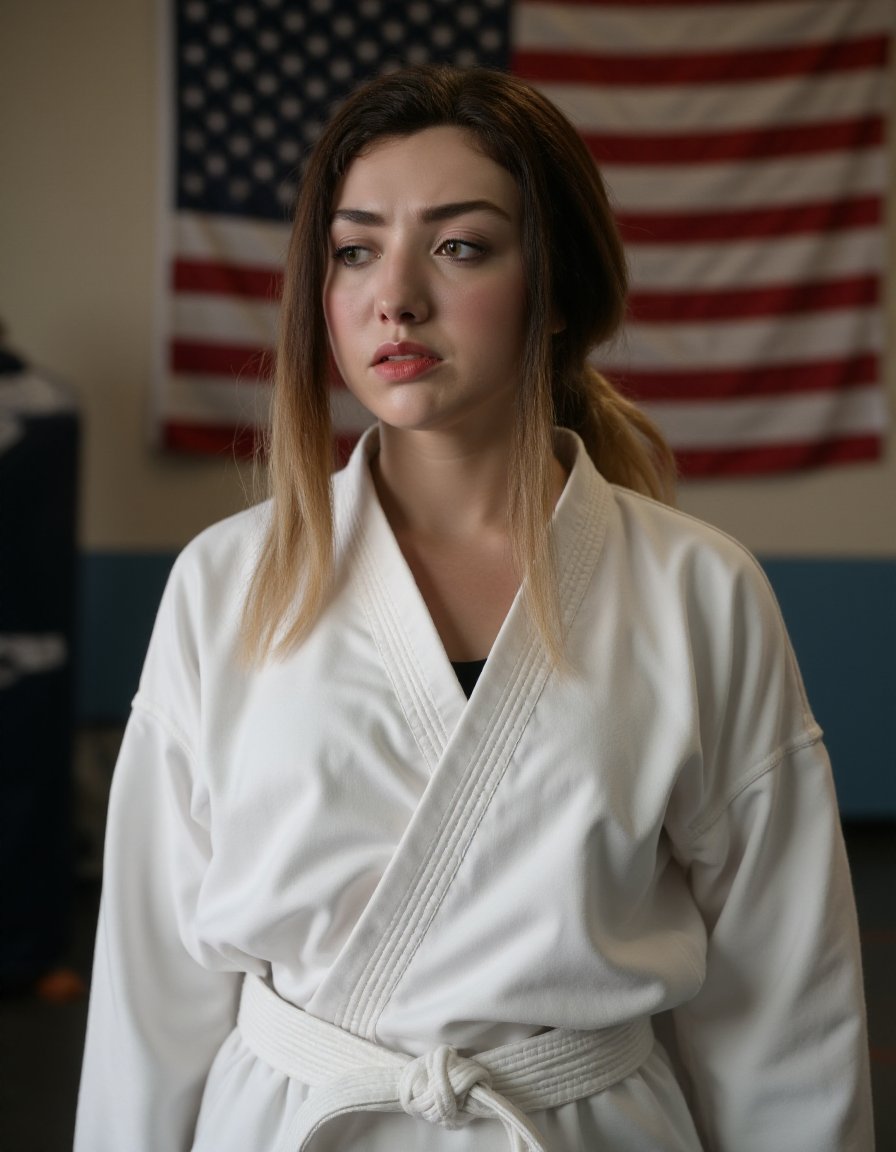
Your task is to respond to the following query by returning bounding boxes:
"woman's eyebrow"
[331,200,512,226]
[421,199,512,223]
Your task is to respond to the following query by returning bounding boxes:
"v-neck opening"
[451,657,488,699]
[342,427,595,755]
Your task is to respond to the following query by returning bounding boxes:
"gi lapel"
[308,431,610,1041]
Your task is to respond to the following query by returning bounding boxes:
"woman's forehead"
[331,127,519,219]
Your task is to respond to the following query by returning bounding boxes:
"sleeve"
[74,569,243,1150]
[666,556,874,1151]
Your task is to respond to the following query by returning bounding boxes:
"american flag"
[158,0,891,475]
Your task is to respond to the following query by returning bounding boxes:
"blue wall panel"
[761,559,896,818]
[75,552,896,817]
[76,553,175,721]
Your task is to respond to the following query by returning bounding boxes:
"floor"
[0,732,893,1150]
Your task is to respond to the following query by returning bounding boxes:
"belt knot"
[398,1044,492,1129]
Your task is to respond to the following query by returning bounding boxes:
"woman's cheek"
[324,288,364,362]
[455,272,526,330]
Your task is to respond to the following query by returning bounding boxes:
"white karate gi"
[75,428,873,1151]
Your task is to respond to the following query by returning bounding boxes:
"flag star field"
[175,0,509,222]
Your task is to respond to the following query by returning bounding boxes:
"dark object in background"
[0,346,80,988]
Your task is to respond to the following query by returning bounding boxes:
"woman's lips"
[371,342,441,382]
[372,355,441,382]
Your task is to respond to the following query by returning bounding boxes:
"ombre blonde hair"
[242,65,676,664]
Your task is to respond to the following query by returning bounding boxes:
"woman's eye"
[438,239,485,261]
[333,245,372,267]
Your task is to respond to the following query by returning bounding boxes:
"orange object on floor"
[34,968,87,1004]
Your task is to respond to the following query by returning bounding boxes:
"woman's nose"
[377,254,430,325]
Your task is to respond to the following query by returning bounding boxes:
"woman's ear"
[550,310,566,335]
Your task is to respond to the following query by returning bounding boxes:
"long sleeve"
[662,548,875,1151]
[74,705,241,1149]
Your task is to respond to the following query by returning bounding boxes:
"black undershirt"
[451,658,487,699]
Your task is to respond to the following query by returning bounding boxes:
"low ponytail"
[555,366,677,505]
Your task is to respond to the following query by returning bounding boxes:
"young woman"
[76,66,873,1151]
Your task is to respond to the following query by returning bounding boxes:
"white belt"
[238,974,654,1152]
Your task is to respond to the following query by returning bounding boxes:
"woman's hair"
[242,64,676,663]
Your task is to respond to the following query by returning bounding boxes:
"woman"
[76,66,873,1150]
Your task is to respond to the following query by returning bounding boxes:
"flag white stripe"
[162,375,271,424]
[539,70,889,135]
[601,307,882,370]
[627,227,883,291]
[162,375,372,435]
[642,385,887,449]
[173,296,278,345]
[601,147,886,213]
[175,211,290,266]
[516,0,891,56]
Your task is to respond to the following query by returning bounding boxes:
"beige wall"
[1,1,893,555]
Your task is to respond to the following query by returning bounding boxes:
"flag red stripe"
[676,435,882,477]
[170,339,272,377]
[334,432,362,469]
[173,259,282,298]
[514,35,888,86]
[629,275,878,323]
[163,421,361,467]
[162,420,263,457]
[583,116,883,164]
[617,196,882,244]
[610,354,878,401]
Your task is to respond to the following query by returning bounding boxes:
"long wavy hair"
[242,65,676,663]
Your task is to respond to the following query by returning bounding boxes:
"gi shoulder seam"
[686,723,824,841]
[131,691,198,766]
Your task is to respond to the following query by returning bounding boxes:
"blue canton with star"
[175,0,511,221]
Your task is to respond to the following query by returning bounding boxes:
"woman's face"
[323,126,528,440]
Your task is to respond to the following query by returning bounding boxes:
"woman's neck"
[368,423,570,662]
[371,424,516,541]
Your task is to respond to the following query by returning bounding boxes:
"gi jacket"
[76,429,873,1151]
